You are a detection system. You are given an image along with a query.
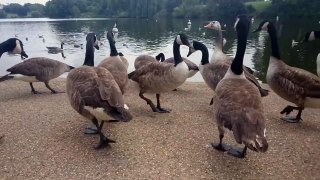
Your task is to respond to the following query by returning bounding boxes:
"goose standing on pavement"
[187,20,268,104]
[0,58,74,94]
[253,21,320,123]
[0,38,28,60]
[66,33,132,149]
[98,32,129,96]
[212,15,268,158]
[128,33,191,113]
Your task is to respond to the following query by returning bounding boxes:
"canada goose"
[212,15,268,158]
[0,38,28,60]
[134,53,165,70]
[128,33,191,113]
[112,23,118,33]
[118,52,129,69]
[25,37,28,41]
[98,32,129,95]
[46,42,64,53]
[38,34,43,38]
[0,57,74,94]
[302,31,320,43]
[187,21,268,103]
[66,33,132,148]
[253,21,320,123]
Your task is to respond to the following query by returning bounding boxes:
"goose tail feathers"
[0,74,13,82]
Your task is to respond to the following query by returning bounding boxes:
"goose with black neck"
[0,38,28,60]
[253,21,320,123]
[212,15,268,158]
[128,33,191,113]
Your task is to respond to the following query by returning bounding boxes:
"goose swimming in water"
[253,21,320,123]
[46,42,64,53]
[0,38,28,60]
[212,15,268,158]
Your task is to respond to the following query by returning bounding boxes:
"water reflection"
[0,17,319,82]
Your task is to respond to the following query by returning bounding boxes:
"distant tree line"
[0,0,318,19]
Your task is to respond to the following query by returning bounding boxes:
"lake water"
[0,17,319,82]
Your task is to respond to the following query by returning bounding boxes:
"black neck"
[231,27,248,75]
[173,40,183,66]
[268,24,281,59]
[195,41,209,65]
[83,43,94,66]
[109,40,118,56]
[0,41,10,57]
[315,31,320,39]
[60,43,63,49]
[0,46,5,57]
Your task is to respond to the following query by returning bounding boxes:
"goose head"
[204,21,221,31]
[155,53,165,62]
[1,38,29,60]
[175,33,191,47]
[86,33,99,50]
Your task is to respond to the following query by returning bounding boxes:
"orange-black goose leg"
[91,118,115,149]
[44,82,64,94]
[29,82,42,94]
[280,105,304,123]
[211,125,231,152]
[156,94,171,113]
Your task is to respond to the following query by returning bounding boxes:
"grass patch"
[245,1,272,13]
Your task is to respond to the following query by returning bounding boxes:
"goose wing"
[128,62,172,83]
[6,58,62,76]
[276,66,320,98]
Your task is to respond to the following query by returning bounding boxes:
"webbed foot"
[156,107,172,113]
[211,142,231,152]
[281,116,302,123]
[84,127,99,134]
[227,147,247,158]
[94,137,116,149]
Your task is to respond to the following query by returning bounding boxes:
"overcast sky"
[1,0,48,5]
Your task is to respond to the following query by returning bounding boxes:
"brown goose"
[253,21,320,123]
[187,21,268,104]
[212,15,268,158]
[0,38,28,60]
[98,32,128,95]
[66,33,132,149]
[128,33,191,113]
[134,53,165,70]
[0,57,74,94]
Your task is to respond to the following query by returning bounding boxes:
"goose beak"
[94,44,100,50]
[20,51,28,60]
[187,48,193,57]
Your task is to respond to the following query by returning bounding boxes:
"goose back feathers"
[134,53,165,70]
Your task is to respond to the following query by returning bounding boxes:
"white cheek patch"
[234,18,240,29]
[309,31,315,41]
[12,40,22,54]
[262,22,269,31]
[176,35,182,45]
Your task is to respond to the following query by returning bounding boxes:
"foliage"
[260,0,320,18]
[2,3,44,18]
